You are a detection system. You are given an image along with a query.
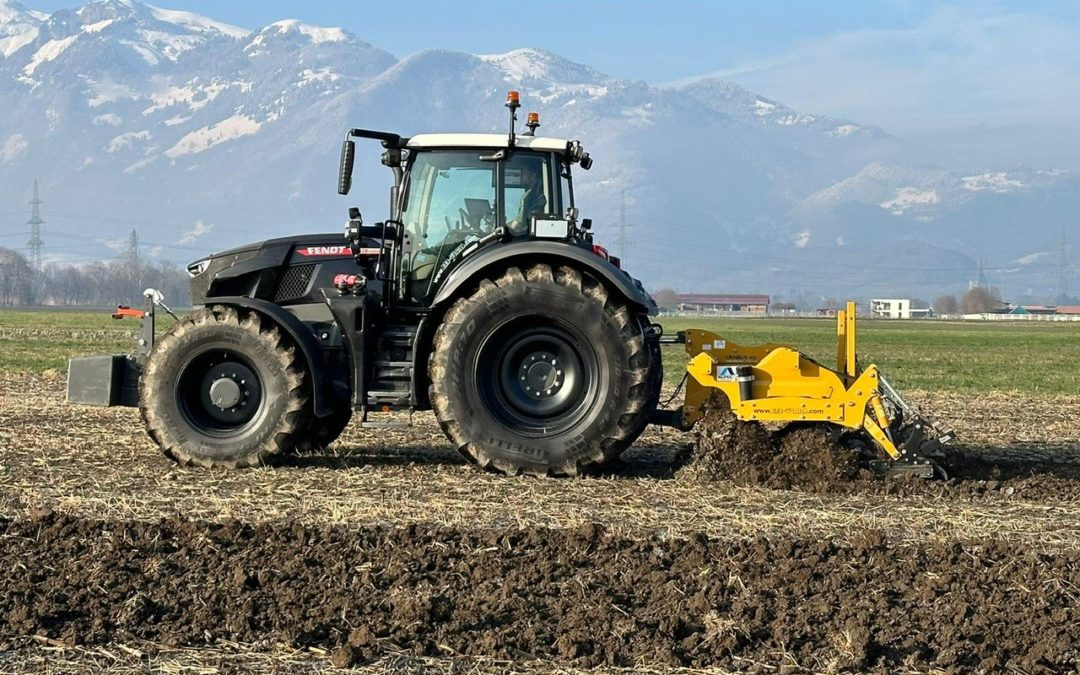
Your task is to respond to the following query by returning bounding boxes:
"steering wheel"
[457,208,490,236]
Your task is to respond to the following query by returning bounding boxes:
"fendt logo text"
[296,245,351,257]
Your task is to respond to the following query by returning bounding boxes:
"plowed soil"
[680,396,1080,503]
[679,398,861,489]
[1,511,1077,673]
[2,374,1080,673]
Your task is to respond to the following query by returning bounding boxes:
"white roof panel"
[406,133,570,153]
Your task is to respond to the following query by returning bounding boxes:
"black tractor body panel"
[190,233,386,308]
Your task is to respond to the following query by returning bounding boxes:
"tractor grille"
[273,264,316,302]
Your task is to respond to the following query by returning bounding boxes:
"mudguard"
[205,296,335,417]
[431,240,658,314]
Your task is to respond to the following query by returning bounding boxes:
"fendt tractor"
[68,91,953,477]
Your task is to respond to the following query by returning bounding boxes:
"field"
[1,310,1078,673]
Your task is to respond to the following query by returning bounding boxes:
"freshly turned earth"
[2,375,1080,673]
[0,512,1077,673]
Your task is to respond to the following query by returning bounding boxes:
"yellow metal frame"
[682,302,902,459]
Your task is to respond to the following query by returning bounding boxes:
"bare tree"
[961,286,1003,314]
[0,247,34,306]
[933,294,959,315]
[651,287,680,310]
[29,259,192,307]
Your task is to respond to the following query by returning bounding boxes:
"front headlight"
[187,259,211,277]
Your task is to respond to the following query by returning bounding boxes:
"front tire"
[429,264,653,476]
[139,306,308,468]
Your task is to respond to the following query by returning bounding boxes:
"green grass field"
[1,309,1077,394]
[659,316,1080,395]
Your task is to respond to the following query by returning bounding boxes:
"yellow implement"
[680,302,952,476]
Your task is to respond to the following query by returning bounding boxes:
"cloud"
[794,230,811,248]
[179,221,213,245]
[1,134,28,163]
[679,4,1080,168]
[103,238,128,253]
[1016,251,1049,265]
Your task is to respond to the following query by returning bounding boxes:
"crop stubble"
[1,374,1079,672]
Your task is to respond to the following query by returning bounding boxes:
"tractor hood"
[187,233,350,305]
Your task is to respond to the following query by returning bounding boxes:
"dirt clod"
[0,512,1077,673]
[679,398,861,489]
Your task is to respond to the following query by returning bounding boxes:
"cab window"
[400,151,496,300]
[504,152,555,235]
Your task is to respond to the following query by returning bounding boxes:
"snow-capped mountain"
[0,0,1075,299]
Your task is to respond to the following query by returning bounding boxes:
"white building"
[871,298,930,319]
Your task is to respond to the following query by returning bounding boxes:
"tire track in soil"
[1,512,1077,673]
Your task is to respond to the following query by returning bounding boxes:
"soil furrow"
[1,512,1078,673]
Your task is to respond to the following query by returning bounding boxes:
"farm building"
[871,298,931,319]
[1011,305,1057,316]
[675,294,770,314]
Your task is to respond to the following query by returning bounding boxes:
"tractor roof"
[406,133,571,153]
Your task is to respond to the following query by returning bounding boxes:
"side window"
[399,151,497,303]
[425,166,496,244]
[559,165,571,215]
[504,153,553,232]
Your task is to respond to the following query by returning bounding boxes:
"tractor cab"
[337,91,598,306]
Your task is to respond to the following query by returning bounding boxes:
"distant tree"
[910,298,930,310]
[961,286,1003,314]
[822,297,841,310]
[651,287,680,310]
[0,247,34,306]
[29,259,193,308]
[934,294,959,315]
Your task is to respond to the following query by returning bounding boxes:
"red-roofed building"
[676,294,770,314]
[1056,306,1080,315]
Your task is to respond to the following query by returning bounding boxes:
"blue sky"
[26,0,1080,167]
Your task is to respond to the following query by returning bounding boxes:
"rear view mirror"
[338,140,356,195]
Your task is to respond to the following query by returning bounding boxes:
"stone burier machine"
[68,92,952,478]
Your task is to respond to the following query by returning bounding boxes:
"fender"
[205,296,334,418]
[431,240,658,314]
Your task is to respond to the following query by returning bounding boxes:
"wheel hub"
[193,360,261,427]
[209,377,242,409]
[521,351,563,398]
[479,321,597,434]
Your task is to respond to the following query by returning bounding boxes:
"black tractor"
[79,92,664,476]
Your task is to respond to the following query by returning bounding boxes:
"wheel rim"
[176,349,265,437]
[476,319,599,435]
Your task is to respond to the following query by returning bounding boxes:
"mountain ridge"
[0,0,1074,300]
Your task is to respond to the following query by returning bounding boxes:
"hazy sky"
[26,0,1080,168]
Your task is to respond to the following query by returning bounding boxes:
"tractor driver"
[507,158,546,235]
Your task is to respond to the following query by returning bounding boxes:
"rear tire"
[139,306,308,468]
[429,264,653,476]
